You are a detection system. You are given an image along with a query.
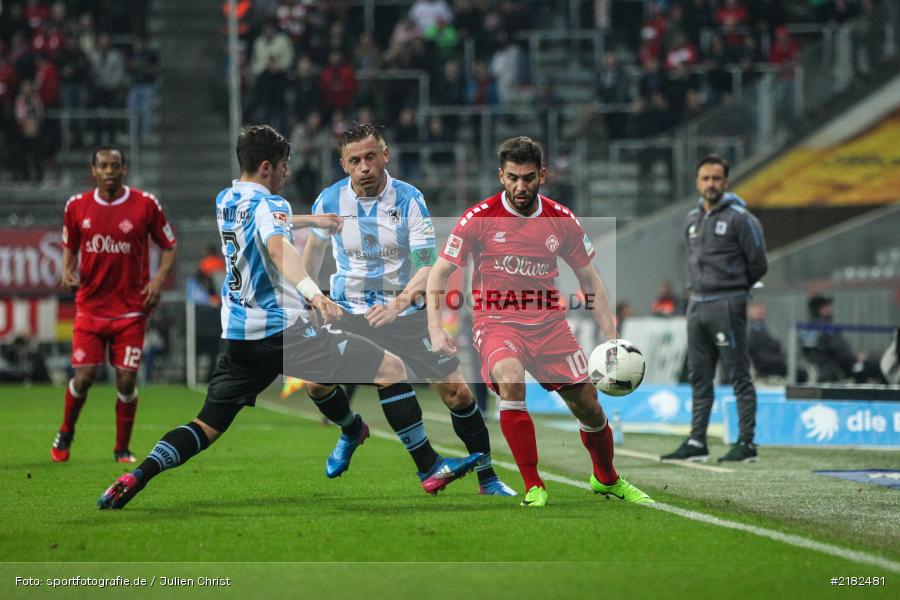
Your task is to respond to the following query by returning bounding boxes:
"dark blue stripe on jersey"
[221,189,248,339]
[358,202,385,307]
[394,183,413,289]
[322,181,351,308]
[244,192,285,337]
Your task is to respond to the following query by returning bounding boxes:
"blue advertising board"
[723,398,900,448]
[527,383,783,426]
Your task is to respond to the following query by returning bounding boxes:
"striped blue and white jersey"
[216,180,307,340]
[310,172,435,315]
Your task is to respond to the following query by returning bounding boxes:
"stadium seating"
[0,0,159,222]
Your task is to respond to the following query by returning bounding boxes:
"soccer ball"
[588,339,645,397]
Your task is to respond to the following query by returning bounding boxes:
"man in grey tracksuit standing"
[662,155,768,463]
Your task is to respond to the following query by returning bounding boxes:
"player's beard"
[509,190,538,214]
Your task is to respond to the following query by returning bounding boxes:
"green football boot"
[590,475,654,504]
[520,485,549,507]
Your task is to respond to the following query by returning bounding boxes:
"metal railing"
[357,69,430,127]
[0,109,143,214]
[517,29,607,85]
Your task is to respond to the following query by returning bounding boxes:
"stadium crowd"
[227,0,875,201]
[0,0,154,183]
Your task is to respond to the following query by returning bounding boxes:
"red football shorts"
[473,318,590,392]
[72,314,146,372]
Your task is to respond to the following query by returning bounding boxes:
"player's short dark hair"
[92,145,126,166]
[338,123,386,155]
[236,125,291,174]
[497,136,544,172]
[696,154,729,177]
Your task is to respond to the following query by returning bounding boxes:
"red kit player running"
[426,137,652,507]
[52,146,177,463]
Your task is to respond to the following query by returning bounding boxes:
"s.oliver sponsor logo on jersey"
[0,229,63,292]
[492,255,553,277]
[84,234,132,254]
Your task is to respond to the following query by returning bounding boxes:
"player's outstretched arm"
[425,256,458,355]
[366,248,435,328]
[61,246,80,290]
[573,262,617,341]
[301,231,330,284]
[290,213,343,233]
[267,235,342,322]
[141,247,177,308]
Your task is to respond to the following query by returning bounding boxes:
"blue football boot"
[419,452,483,494]
[325,420,370,478]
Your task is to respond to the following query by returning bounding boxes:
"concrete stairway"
[156,0,232,219]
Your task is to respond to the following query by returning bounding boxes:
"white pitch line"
[422,410,734,473]
[261,401,900,574]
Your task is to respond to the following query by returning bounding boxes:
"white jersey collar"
[93,186,130,206]
[501,191,543,218]
[232,180,273,196]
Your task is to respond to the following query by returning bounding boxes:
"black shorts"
[205,318,386,407]
[333,309,459,380]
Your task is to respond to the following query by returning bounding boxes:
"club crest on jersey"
[73,348,86,362]
[445,234,463,258]
[272,212,288,228]
[493,231,507,243]
[545,234,560,253]
[118,219,133,234]
[715,221,728,235]
[688,224,698,238]
[388,208,401,224]
[81,218,91,229]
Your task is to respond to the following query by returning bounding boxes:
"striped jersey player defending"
[98,125,480,509]
[426,137,653,507]
[53,146,177,464]
[301,124,514,496]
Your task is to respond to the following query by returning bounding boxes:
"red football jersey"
[62,186,176,319]
[439,192,595,326]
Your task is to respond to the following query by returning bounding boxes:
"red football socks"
[115,393,138,451]
[499,403,544,490]
[580,425,619,486]
[61,379,86,433]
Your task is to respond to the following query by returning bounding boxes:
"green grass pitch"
[1,384,897,599]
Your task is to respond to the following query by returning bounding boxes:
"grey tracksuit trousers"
[687,294,756,443]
